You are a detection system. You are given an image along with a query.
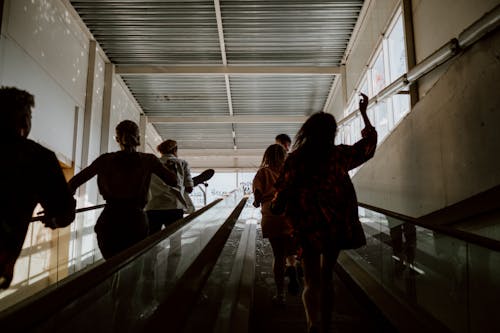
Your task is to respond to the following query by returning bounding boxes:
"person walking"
[68,120,177,259]
[253,144,298,305]
[0,87,76,289]
[274,93,377,333]
[145,139,195,233]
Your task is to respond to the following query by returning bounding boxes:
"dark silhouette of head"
[260,143,287,172]
[0,86,34,138]
[157,139,177,155]
[115,120,140,149]
[293,112,337,151]
[275,133,292,151]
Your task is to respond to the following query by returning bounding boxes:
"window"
[371,49,386,95]
[341,8,411,152]
[387,15,407,81]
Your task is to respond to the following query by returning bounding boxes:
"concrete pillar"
[100,62,114,154]
[139,114,147,153]
[402,0,419,107]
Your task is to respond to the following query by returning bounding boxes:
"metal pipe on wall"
[458,4,500,48]
[339,3,499,127]
[406,39,459,83]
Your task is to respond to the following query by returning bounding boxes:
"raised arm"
[344,93,377,170]
[359,92,374,131]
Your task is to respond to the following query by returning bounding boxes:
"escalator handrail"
[146,197,249,332]
[0,198,224,331]
[30,203,107,222]
[359,202,500,252]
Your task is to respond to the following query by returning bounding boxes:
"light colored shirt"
[146,154,194,211]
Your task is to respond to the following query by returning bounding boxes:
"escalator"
[337,203,500,333]
[1,197,498,333]
[0,193,248,332]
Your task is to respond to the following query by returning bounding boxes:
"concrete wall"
[412,0,499,98]
[353,29,500,217]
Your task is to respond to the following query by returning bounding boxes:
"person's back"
[68,120,177,259]
[146,140,194,234]
[0,87,75,289]
[274,94,376,333]
[91,150,165,207]
[147,154,191,211]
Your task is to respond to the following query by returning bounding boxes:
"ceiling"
[70,0,364,170]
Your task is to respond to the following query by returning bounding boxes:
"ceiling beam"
[115,65,341,75]
[180,148,264,157]
[148,115,307,123]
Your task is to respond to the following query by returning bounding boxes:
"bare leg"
[302,250,321,331]
[269,237,286,301]
[320,250,340,333]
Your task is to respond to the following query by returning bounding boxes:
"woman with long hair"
[274,93,377,333]
[253,143,298,305]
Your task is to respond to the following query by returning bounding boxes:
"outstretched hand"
[359,92,369,112]
[358,92,374,130]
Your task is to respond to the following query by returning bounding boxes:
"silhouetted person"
[275,133,292,152]
[146,139,195,234]
[0,87,75,289]
[274,93,377,333]
[68,120,177,259]
[253,144,298,305]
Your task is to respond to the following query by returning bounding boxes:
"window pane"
[375,102,390,140]
[393,94,410,124]
[387,15,407,81]
[359,77,369,96]
[352,115,361,142]
[371,50,386,95]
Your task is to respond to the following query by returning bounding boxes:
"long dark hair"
[293,112,337,154]
[260,144,287,172]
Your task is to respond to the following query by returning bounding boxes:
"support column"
[100,62,114,154]
[402,0,419,107]
[0,0,5,34]
[139,114,147,153]
[341,64,348,109]
[81,40,97,169]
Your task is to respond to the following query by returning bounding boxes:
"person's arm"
[252,169,264,207]
[183,160,194,194]
[151,156,177,187]
[68,157,101,194]
[359,93,374,131]
[344,93,377,170]
[38,151,76,229]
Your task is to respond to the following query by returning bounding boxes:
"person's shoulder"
[140,152,161,163]
[258,166,278,177]
[95,152,113,161]
[22,139,58,161]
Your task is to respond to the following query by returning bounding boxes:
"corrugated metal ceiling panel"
[71,1,222,64]
[235,123,302,150]
[153,123,234,149]
[230,75,335,116]
[70,1,364,165]
[121,74,229,116]
[222,0,363,65]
